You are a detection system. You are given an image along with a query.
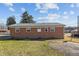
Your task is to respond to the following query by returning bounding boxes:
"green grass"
[0,39,64,56]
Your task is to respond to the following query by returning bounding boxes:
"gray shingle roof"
[9,23,65,28]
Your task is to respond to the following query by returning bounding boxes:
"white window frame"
[15,28,20,32]
[37,28,41,32]
[50,27,55,32]
[26,27,31,32]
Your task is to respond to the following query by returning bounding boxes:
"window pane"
[26,28,31,32]
[51,29,55,32]
[44,28,48,32]
[15,28,20,32]
[50,27,55,32]
[37,28,41,32]
[27,30,31,32]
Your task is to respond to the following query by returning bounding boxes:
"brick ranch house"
[8,23,65,39]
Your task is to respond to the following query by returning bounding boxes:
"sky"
[0,3,79,27]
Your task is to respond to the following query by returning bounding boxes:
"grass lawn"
[0,39,64,56]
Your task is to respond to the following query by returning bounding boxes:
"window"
[15,28,20,32]
[44,28,49,32]
[37,28,41,32]
[26,28,31,32]
[50,27,55,32]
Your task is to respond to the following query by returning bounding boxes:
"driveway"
[48,40,79,56]
[64,42,79,56]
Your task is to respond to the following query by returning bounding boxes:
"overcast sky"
[0,3,79,26]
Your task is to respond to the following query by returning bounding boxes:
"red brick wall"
[9,26,64,39]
